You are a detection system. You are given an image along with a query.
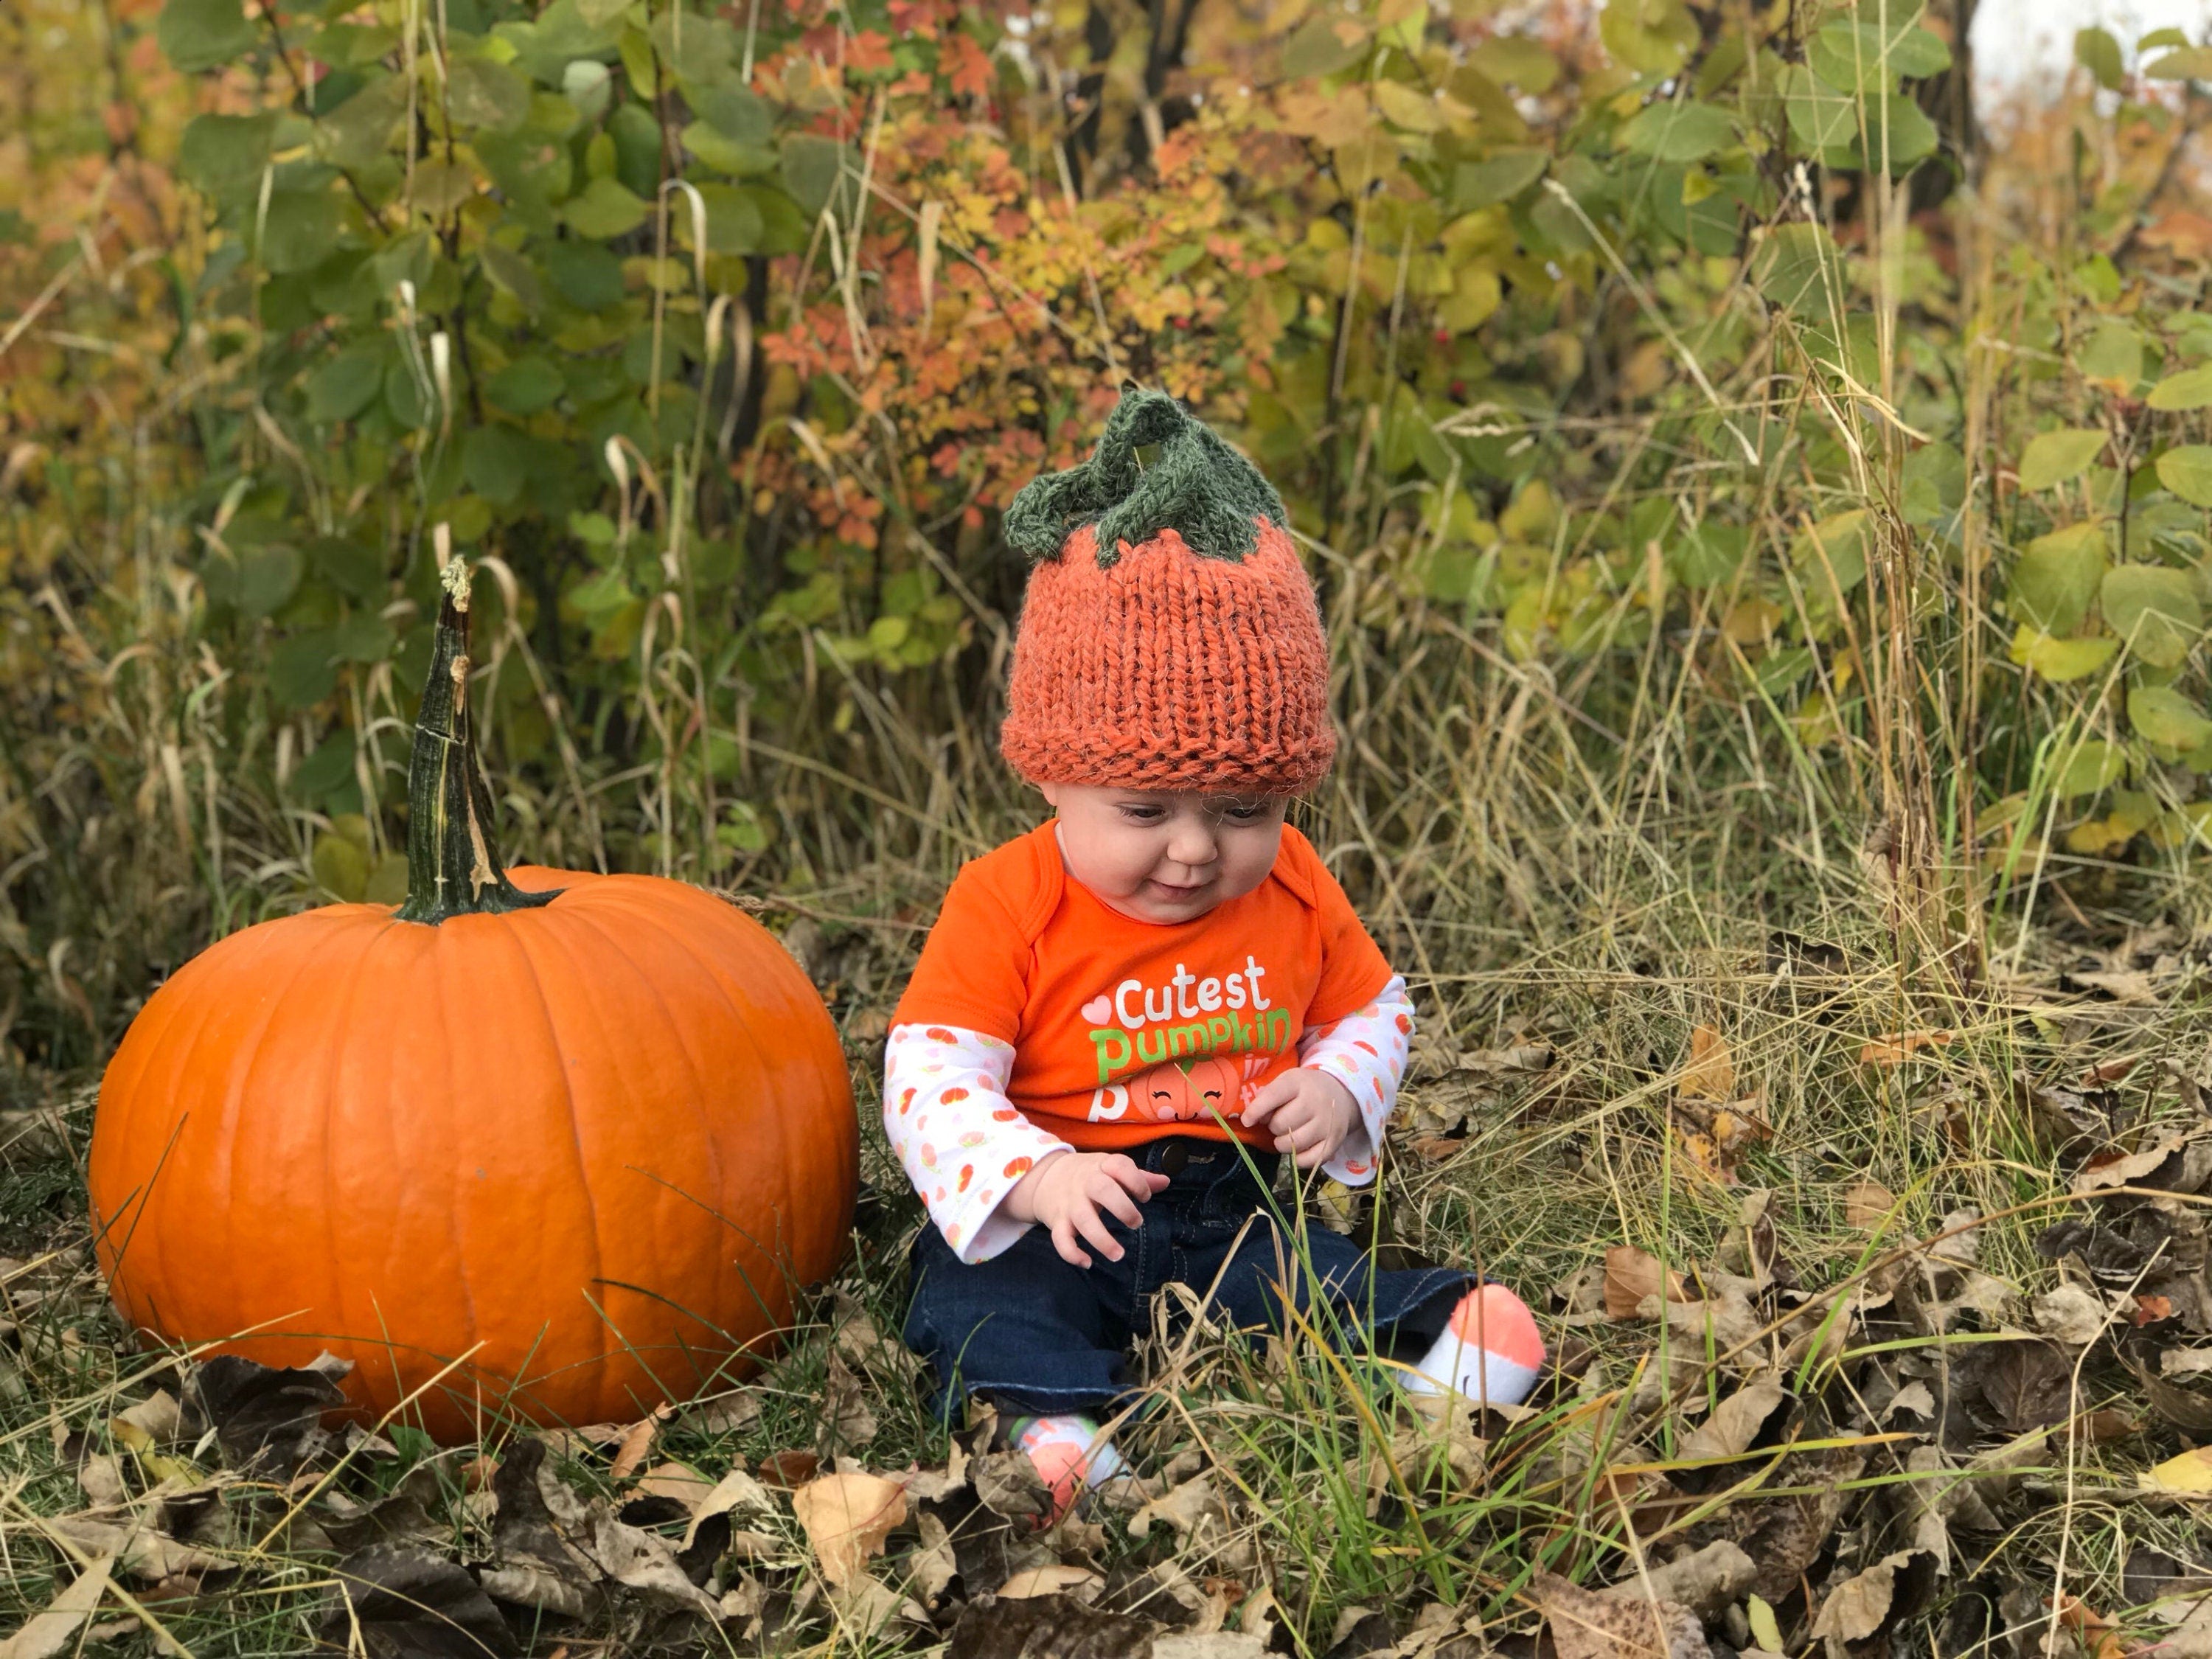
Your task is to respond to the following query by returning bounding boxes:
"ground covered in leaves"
[10,859,2212,1658]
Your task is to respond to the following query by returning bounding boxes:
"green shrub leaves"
[159,0,258,72]
[2017,428,2108,491]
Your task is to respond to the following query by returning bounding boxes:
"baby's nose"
[1166,823,1219,867]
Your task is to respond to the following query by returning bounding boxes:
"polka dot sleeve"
[883,1021,1072,1265]
[1295,974,1413,1188]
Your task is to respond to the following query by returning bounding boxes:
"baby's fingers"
[1240,1077,1298,1128]
[1050,1216,1094,1270]
[1101,1156,1171,1203]
[1090,1175,1147,1231]
[1273,1107,1329,1159]
[1071,1201,1124,1264]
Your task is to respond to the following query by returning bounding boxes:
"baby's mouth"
[1146,879,1212,900]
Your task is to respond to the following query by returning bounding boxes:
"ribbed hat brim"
[998,521,1337,794]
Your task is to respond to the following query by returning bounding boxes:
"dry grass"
[6,643,2212,1654]
[10,27,2212,1651]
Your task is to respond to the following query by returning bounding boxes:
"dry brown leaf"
[1969,1339,2076,1433]
[844,1006,894,1043]
[1859,1029,1954,1066]
[2141,1445,2212,1493]
[1601,1542,1756,1621]
[1128,1473,1227,1543]
[1677,1380,1790,1466]
[907,1512,957,1609]
[2051,1593,2126,1659]
[1677,1026,1735,1102]
[1534,1569,1711,1658]
[1396,1394,1487,1489]
[823,1349,880,1448]
[2070,968,2158,1004]
[1810,1549,1933,1658]
[998,1565,1105,1601]
[1603,1246,1688,1319]
[790,1471,907,1587]
[43,1515,222,1584]
[678,1467,777,1552]
[607,1405,672,1482]
[945,1590,1161,1655]
[1671,1127,1728,1187]
[1453,1043,1555,1077]
[678,1391,761,1437]
[759,1448,821,1488]
[587,1509,719,1615]
[1154,1635,1270,1658]
[718,1572,767,1631]
[2031,1284,2113,1346]
[113,1391,181,1446]
[477,1559,590,1619]
[829,1574,927,1638]
[896,1439,970,1503]
[76,1454,127,1508]
[1742,1447,1867,1602]
[970,1447,1051,1523]
[1843,1180,1896,1229]
[2073,1126,2212,1198]
[1671,1096,1773,1187]
[630,1461,714,1510]
[1555,1262,1609,1318]
[1659,1281,1767,1355]
[0,1555,114,1659]
[1928,1207,1983,1269]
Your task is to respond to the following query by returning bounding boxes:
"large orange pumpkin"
[87,562,858,1441]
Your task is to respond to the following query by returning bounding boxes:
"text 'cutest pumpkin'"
[87,561,858,1441]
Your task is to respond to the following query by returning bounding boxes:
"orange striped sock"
[1403,1284,1545,1408]
[1010,1414,1127,1525]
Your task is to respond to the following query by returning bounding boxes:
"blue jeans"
[902,1135,1477,1420]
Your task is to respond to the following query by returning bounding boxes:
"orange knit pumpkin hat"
[998,389,1335,795]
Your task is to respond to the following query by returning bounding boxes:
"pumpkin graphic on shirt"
[1133,1054,1242,1124]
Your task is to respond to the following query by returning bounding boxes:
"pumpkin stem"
[1001,386,1287,569]
[394,560,560,925]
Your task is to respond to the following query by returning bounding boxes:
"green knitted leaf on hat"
[1004,388,1287,568]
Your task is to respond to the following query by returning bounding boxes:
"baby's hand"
[1004,1151,1170,1268]
[1239,1067,1361,1169]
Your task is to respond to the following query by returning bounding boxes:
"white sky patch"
[1973,0,2212,92]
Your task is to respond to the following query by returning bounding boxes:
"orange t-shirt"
[893,821,1394,1152]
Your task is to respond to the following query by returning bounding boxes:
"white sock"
[1012,1413,1127,1520]
[1402,1284,1544,1408]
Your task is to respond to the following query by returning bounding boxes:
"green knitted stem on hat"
[1004,388,1287,568]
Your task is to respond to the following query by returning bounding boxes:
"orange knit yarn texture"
[999,520,1338,794]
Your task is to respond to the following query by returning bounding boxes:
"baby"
[883,390,1543,1517]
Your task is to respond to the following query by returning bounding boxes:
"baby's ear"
[1037,780,1062,809]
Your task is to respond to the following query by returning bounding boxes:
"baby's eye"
[1118,804,1165,822]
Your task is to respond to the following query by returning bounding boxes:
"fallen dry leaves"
[0,1556,114,1659]
[1669,1028,1772,1184]
[790,1470,908,1587]
[1677,1026,1735,1102]
[1602,1246,1691,1318]
[1858,1028,1955,1066]
[1535,1569,1709,1658]
[1843,1180,1896,1229]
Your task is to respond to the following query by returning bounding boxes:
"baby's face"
[1040,782,1287,925]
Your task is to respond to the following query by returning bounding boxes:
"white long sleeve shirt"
[884,975,1415,1265]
